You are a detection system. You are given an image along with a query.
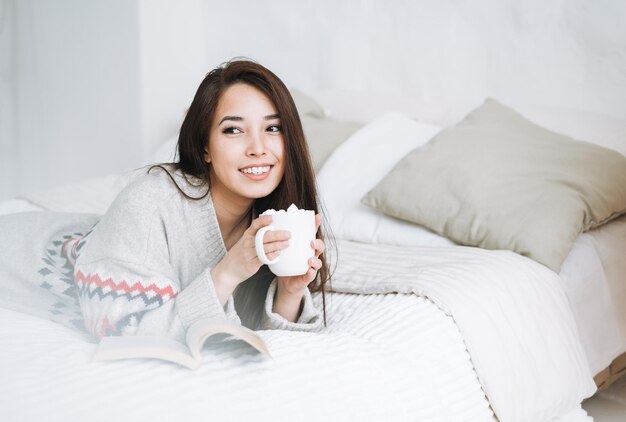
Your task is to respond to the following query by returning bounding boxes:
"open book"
[92,318,271,369]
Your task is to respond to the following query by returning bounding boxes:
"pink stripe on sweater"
[74,270,177,300]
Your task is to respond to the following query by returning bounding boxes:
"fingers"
[311,238,325,257]
[255,228,291,261]
[308,256,322,271]
[262,229,291,243]
[248,214,273,233]
[277,257,322,287]
[302,257,322,283]
[262,239,290,257]
[264,249,281,262]
[248,214,325,267]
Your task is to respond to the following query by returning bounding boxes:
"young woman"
[72,59,329,341]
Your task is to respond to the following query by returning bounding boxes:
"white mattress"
[0,292,496,422]
[559,214,626,375]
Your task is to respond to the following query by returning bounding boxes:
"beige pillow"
[362,99,626,272]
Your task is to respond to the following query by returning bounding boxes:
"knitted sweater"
[73,167,322,341]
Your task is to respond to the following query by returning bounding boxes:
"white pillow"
[317,112,454,247]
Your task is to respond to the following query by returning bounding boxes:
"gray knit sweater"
[73,167,322,341]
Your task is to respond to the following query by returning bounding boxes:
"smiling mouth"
[239,165,272,175]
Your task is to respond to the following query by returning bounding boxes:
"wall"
[137,0,209,159]
[0,0,15,199]
[1,0,625,200]
[198,0,626,118]
[2,0,141,200]
[138,0,626,152]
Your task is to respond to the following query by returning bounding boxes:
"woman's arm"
[261,215,326,330]
[75,257,239,341]
[74,179,239,342]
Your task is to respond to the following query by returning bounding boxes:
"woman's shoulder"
[116,165,208,207]
[82,165,211,258]
[96,166,209,228]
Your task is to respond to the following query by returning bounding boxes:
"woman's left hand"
[273,214,325,321]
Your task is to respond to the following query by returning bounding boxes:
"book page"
[186,318,272,361]
[93,335,200,369]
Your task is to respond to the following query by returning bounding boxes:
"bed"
[1,90,625,422]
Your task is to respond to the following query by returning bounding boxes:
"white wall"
[198,0,626,118]
[3,0,141,200]
[2,0,626,200]
[137,0,209,159]
[138,0,626,153]
[0,0,15,199]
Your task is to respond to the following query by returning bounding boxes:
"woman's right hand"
[210,214,291,305]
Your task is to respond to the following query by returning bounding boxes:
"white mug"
[255,206,316,276]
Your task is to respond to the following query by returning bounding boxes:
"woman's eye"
[267,125,282,133]
[222,127,242,135]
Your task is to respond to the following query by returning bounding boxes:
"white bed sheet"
[0,292,496,422]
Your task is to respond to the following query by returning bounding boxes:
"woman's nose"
[246,132,266,156]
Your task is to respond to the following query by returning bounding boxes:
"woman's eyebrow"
[218,114,279,125]
[218,115,243,125]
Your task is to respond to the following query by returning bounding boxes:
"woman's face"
[206,83,286,207]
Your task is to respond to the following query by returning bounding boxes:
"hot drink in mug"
[254,204,316,276]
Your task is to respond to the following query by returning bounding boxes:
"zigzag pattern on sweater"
[95,311,149,338]
[74,271,178,306]
[38,233,89,332]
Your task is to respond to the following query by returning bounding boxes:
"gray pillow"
[290,88,325,118]
[362,98,626,272]
[301,115,362,172]
[290,88,362,172]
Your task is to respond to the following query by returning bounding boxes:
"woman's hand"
[273,214,325,322]
[211,214,290,305]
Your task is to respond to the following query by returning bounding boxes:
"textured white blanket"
[0,198,596,421]
[0,292,496,422]
[329,239,597,422]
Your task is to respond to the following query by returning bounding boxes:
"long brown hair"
[160,59,330,324]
